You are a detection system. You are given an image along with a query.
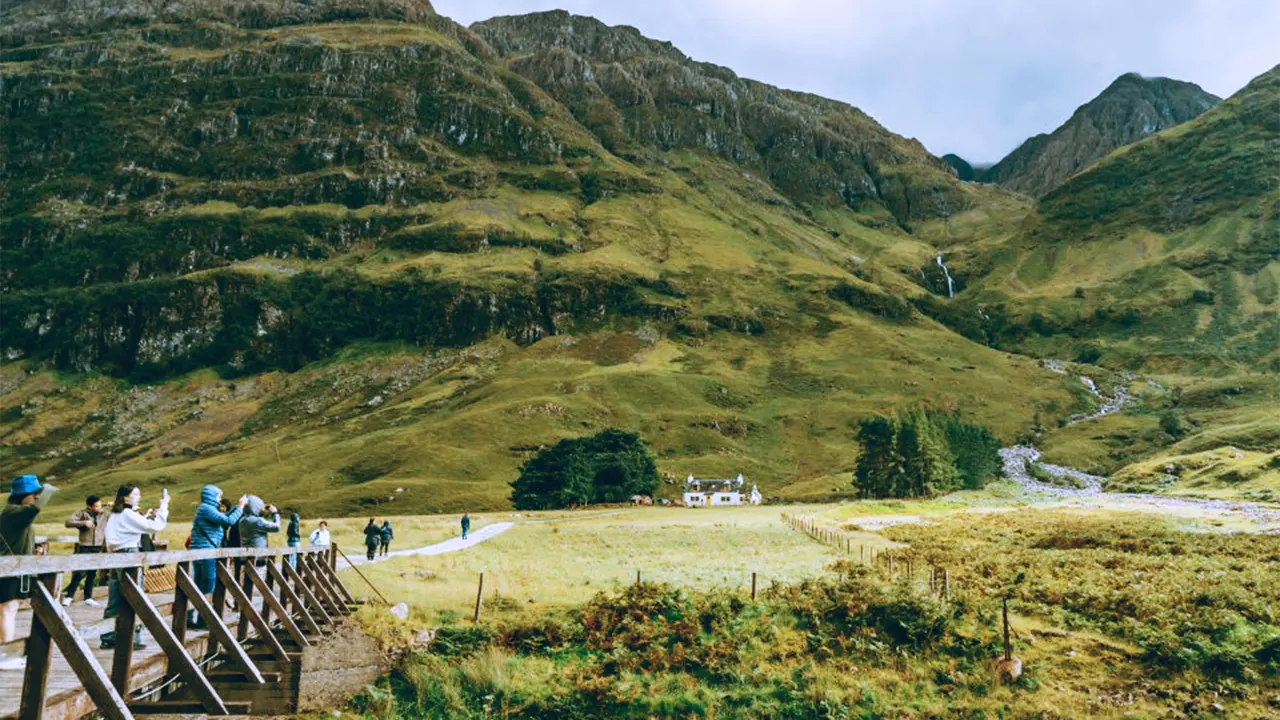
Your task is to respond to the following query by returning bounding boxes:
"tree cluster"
[854,411,1002,499]
[510,429,660,510]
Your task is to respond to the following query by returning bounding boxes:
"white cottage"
[683,474,750,507]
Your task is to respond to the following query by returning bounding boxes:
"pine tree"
[898,412,958,497]
[854,416,900,498]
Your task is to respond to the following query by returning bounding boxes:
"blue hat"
[10,474,41,495]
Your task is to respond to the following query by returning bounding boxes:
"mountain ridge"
[973,72,1221,196]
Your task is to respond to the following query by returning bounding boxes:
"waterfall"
[936,253,955,298]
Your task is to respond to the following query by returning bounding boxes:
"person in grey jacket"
[237,496,280,565]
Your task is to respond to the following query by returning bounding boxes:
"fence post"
[945,569,951,601]
[751,572,757,601]
[473,572,485,622]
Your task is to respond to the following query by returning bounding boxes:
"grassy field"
[326,499,1280,719]
[342,506,862,618]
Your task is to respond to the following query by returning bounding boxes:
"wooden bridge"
[0,544,372,720]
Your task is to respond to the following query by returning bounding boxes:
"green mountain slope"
[0,1,1088,515]
[979,73,1221,196]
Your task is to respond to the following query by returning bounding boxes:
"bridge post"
[18,574,58,720]
[110,566,141,694]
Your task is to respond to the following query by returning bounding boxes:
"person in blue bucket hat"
[1,474,58,671]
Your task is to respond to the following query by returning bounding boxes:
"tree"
[898,413,958,497]
[939,415,1003,490]
[854,416,900,499]
[510,429,659,510]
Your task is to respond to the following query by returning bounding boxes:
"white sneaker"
[60,597,72,607]
[84,598,102,608]
[0,656,27,671]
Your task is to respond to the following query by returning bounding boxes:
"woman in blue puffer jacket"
[188,485,245,628]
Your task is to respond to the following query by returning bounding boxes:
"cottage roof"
[684,473,745,491]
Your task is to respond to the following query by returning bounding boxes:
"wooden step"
[128,700,254,714]
[206,669,283,683]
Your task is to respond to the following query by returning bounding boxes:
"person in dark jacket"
[188,485,246,628]
[1,474,57,670]
[221,497,242,548]
[461,512,471,541]
[379,520,393,557]
[286,513,302,568]
[363,519,380,561]
[62,494,106,607]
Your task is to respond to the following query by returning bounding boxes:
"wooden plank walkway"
[0,591,262,719]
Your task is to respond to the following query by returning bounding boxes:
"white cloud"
[434,0,1279,162]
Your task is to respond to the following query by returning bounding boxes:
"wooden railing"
[0,544,359,720]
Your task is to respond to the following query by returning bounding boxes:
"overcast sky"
[434,0,1278,163]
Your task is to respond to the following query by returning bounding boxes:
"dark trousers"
[366,545,377,561]
[100,548,143,647]
[63,545,104,600]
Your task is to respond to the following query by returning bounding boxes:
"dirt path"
[338,521,514,569]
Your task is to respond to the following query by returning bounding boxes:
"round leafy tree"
[510,429,659,510]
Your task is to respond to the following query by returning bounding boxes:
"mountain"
[0,1,1271,516]
[981,73,1221,196]
[923,65,1279,372]
[0,1,1080,514]
[942,154,976,181]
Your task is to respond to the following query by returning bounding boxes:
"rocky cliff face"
[0,1,970,378]
[981,73,1220,197]
[471,11,967,223]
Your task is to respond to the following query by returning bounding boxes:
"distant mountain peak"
[982,73,1221,196]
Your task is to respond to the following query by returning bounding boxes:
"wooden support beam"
[267,560,322,636]
[120,573,228,715]
[235,559,254,643]
[210,558,229,660]
[171,560,190,646]
[295,556,340,618]
[28,580,133,720]
[18,574,58,720]
[283,560,334,630]
[318,549,365,605]
[243,561,309,648]
[302,554,350,616]
[215,561,289,663]
[174,566,264,684]
[111,566,140,694]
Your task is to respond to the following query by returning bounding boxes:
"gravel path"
[1003,363,1280,528]
[338,521,514,569]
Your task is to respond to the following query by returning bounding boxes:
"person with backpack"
[363,519,380,561]
[286,513,302,568]
[100,484,168,650]
[379,520,394,557]
[1,474,57,671]
[187,485,246,628]
[62,494,106,607]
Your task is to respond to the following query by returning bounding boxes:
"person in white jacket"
[99,484,168,650]
[308,520,331,548]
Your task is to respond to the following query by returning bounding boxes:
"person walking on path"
[461,512,470,540]
[100,484,167,650]
[62,494,106,607]
[308,520,331,548]
[379,520,394,557]
[363,519,380,561]
[188,485,245,628]
[286,512,302,567]
[0,474,57,671]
